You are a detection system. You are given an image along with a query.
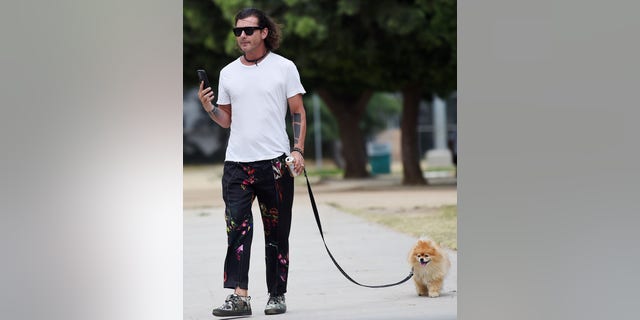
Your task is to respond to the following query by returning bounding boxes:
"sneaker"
[212,294,252,317]
[264,294,286,315]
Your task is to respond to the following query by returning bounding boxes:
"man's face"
[235,16,267,54]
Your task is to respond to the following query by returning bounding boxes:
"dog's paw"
[428,292,440,298]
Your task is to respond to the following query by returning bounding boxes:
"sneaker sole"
[212,310,252,317]
[264,308,286,315]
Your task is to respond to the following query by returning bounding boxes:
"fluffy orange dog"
[408,238,450,297]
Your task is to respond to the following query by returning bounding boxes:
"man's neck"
[243,48,269,65]
[243,46,268,60]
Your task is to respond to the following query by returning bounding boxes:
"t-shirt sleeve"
[216,71,230,105]
[285,61,306,98]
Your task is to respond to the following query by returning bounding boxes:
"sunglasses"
[233,26,264,37]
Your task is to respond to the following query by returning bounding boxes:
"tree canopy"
[184,0,457,181]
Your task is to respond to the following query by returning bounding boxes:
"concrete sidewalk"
[184,200,457,319]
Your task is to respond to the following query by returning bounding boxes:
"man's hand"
[291,150,305,175]
[197,81,215,112]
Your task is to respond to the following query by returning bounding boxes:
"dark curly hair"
[234,8,281,51]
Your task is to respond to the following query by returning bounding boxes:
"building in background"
[419,92,457,168]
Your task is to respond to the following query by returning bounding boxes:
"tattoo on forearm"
[292,113,302,146]
[208,106,220,118]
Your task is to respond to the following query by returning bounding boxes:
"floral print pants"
[221,154,294,295]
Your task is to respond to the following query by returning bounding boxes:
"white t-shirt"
[217,52,306,162]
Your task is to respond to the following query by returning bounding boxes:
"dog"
[408,237,450,297]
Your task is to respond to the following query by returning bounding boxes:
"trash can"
[367,143,391,174]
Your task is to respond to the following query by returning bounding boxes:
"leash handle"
[302,169,413,288]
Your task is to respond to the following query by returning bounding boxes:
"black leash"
[302,169,414,288]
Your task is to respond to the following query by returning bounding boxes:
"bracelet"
[207,106,218,116]
[291,147,304,156]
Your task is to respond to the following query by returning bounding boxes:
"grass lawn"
[333,204,457,250]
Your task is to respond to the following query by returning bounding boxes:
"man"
[197,7,306,317]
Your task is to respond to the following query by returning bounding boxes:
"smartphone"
[197,69,212,93]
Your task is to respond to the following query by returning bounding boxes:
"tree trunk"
[317,89,373,178]
[401,85,427,185]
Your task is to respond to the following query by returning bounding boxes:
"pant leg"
[221,162,257,290]
[254,157,294,295]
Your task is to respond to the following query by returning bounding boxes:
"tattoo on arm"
[208,106,220,118]
[292,113,302,146]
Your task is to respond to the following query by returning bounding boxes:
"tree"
[373,0,457,184]
[276,0,456,181]
[184,0,233,88]
[186,0,456,181]
[277,0,394,178]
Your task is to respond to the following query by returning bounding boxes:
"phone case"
[197,69,211,91]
